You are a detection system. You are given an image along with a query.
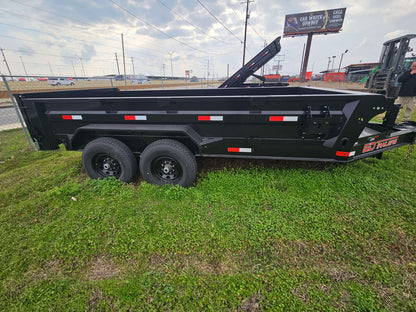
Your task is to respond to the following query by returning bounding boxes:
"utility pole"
[1,48,14,80]
[275,55,285,75]
[48,62,54,76]
[115,53,120,75]
[169,52,174,79]
[121,33,127,87]
[162,64,166,88]
[207,60,210,84]
[71,60,77,77]
[19,56,28,76]
[131,57,136,76]
[242,0,254,66]
[79,57,86,77]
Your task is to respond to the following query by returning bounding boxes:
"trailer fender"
[70,124,204,153]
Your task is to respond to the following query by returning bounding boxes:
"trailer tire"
[140,139,197,187]
[82,137,138,183]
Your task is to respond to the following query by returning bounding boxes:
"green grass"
[1,128,415,311]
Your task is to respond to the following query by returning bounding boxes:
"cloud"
[18,45,35,56]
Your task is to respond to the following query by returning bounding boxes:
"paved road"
[0,106,22,131]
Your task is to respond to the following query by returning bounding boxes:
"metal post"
[2,75,33,149]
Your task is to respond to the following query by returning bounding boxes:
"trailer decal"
[362,136,398,153]
[228,147,252,153]
[198,115,223,121]
[269,116,298,122]
[124,115,147,121]
[62,115,82,120]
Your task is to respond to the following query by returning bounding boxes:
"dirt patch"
[86,255,120,281]
[24,260,63,280]
[240,291,262,311]
[326,267,359,283]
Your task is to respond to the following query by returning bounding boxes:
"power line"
[195,0,242,43]
[156,0,233,45]
[0,6,174,58]
[109,0,219,54]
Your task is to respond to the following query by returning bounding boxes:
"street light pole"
[331,56,336,72]
[337,49,348,82]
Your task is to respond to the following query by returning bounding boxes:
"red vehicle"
[38,78,48,81]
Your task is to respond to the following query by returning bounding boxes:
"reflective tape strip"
[198,115,223,121]
[228,147,252,153]
[269,116,298,122]
[124,115,147,121]
[336,151,356,157]
[62,115,82,120]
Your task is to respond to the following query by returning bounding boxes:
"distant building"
[344,63,379,82]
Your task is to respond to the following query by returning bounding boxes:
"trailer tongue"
[14,36,416,187]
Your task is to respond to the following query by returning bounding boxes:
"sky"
[0,0,415,79]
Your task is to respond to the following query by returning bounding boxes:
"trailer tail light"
[198,115,223,121]
[124,115,147,121]
[62,115,82,120]
[228,147,252,153]
[336,151,356,157]
[269,116,298,122]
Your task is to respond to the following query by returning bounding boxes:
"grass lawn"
[0,128,415,311]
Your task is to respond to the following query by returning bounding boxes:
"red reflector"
[269,116,284,122]
[336,151,356,157]
[124,115,135,120]
[228,147,240,152]
[62,115,72,120]
[198,116,210,121]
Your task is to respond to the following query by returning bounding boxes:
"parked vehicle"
[138,76,151,84]
[48,78,75,86]
[14,37,416,187]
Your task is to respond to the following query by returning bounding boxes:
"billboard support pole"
[300,33,313,82]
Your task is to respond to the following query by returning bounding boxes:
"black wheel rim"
[151,156,182,182]
[93,154,121,178]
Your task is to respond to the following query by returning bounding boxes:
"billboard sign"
[283,8,346,37]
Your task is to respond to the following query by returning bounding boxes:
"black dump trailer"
[14,37,416,187]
